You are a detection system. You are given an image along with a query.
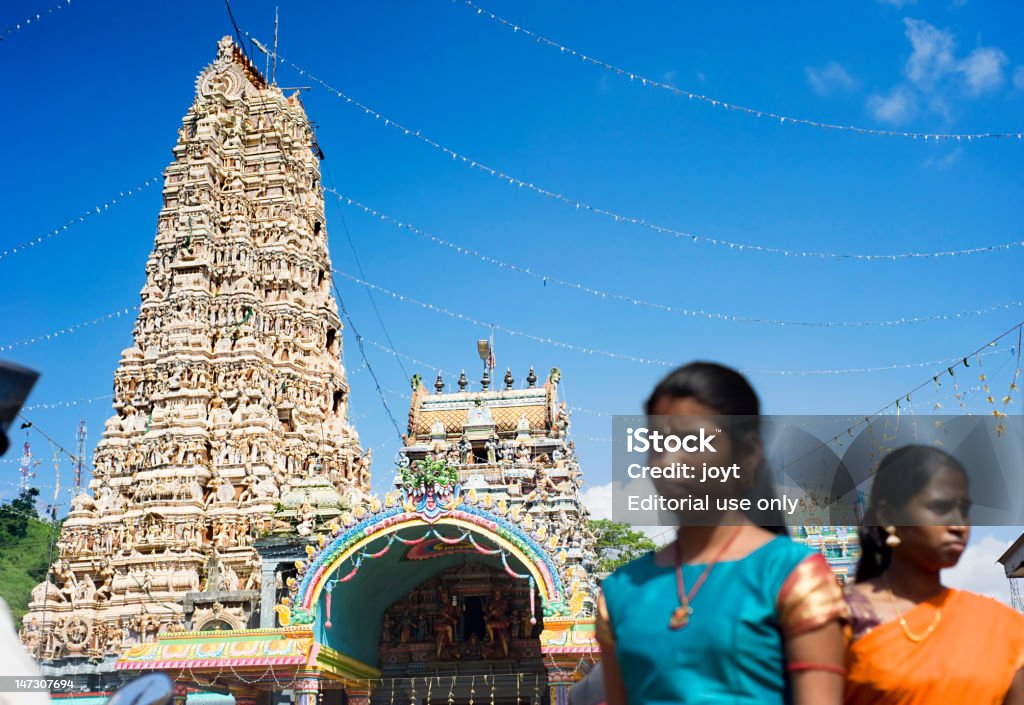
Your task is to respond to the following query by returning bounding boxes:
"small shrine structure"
[115,364,600,704]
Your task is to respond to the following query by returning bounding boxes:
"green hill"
[0,489,60,624]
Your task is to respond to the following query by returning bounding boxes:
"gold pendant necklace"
[670,526,742,630]
[883,576,943,643]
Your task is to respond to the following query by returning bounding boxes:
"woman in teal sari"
[597,362,848,705]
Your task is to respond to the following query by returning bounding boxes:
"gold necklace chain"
[883,576,943,643]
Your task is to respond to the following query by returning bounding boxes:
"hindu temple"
[18,36,859,705]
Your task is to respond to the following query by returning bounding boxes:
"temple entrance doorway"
[375,562,548,705]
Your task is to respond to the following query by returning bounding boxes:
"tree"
[0,488,40,540]
[588,519,657,574]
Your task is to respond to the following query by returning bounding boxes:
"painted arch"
[284,498,569,626]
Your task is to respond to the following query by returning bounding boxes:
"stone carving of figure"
[218,566,240,592]
[213,522,232,549]
[52,559,79,605]
[94,559,114,601]
[555,401,571,438]
[499,440,515,465]
[515,444,531,467]
[434,588,459,659]
[20,617,41,655]
[296,501,315,536]
[484,588,511,658]
[243,554,262,591]
[355,449,372,486]
[485,435,498,465]
[458,436,472,465]
[76,575,97,603]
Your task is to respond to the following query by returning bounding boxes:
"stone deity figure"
[499,441,515,465]
[20,618,41,655]
[296,501,316,536]
[397,449,411,469]
[52,560,79,605]
[485,436,498,465]
[243,554,262,591]
[484,588,511,658]
[399,614,414,644]
[458,436,472,465]
[434,589,459,659]
[555,402,571,438]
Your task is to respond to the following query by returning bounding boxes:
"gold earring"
[885,525,901,548]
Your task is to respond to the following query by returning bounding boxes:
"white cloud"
[868,85,917,123]
[958,46,1009,95]
[923,147,963,170]
[903,18,958,89]
[879,0,916,7]
[806,62,860,96]
[662,69,677,85]
[869,18,1011,124]
[1014,66,1024,91]
[943,533,1013,605]
[580,481,615,520]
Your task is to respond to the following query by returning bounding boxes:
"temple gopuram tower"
[20,37,365,685]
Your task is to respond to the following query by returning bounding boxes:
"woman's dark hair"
[645,361,788,535]
[855,445,967,582]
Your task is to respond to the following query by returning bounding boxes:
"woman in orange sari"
[845,445,1024,705]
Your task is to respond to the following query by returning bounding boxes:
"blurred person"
[597,362,848,705]
[845,445,1024,705]
[0,360,50,704]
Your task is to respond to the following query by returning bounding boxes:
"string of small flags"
[0,176,161,262]
[1,0,74,41]
[250,36,1024,260]
[328,187,1024,327]
[783,321,1023,468]
[0,307,138,352]
[455,0,1024,143]
[22,394,112,412]
[333,269,1019,376]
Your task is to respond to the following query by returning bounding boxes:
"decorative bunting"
[248,33,1024,260]
[0,176,160,261]
[333,268,1017,375]
[1,0,75,41]
[0,307,138,352]
[455,0,1024,143]
[328,186,1024,326]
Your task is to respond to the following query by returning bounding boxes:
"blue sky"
[1,1,1022,593]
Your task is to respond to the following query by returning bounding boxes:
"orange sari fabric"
[845,589,1024,705]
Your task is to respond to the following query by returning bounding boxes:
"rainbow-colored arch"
[291,505,564,614]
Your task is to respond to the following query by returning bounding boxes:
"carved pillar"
[548,682,571,705]
[172,682,189,705]
[346,686,373,705]
[545,666,575,705]
[294,673,320,705]
[260,564,279,627]
[233,688,261,705]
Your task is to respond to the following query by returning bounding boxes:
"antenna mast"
[18,435,36,493]
[74,417,87,492]
[272,6,279,86]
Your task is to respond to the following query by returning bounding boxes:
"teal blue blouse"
[600,536,816,705]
